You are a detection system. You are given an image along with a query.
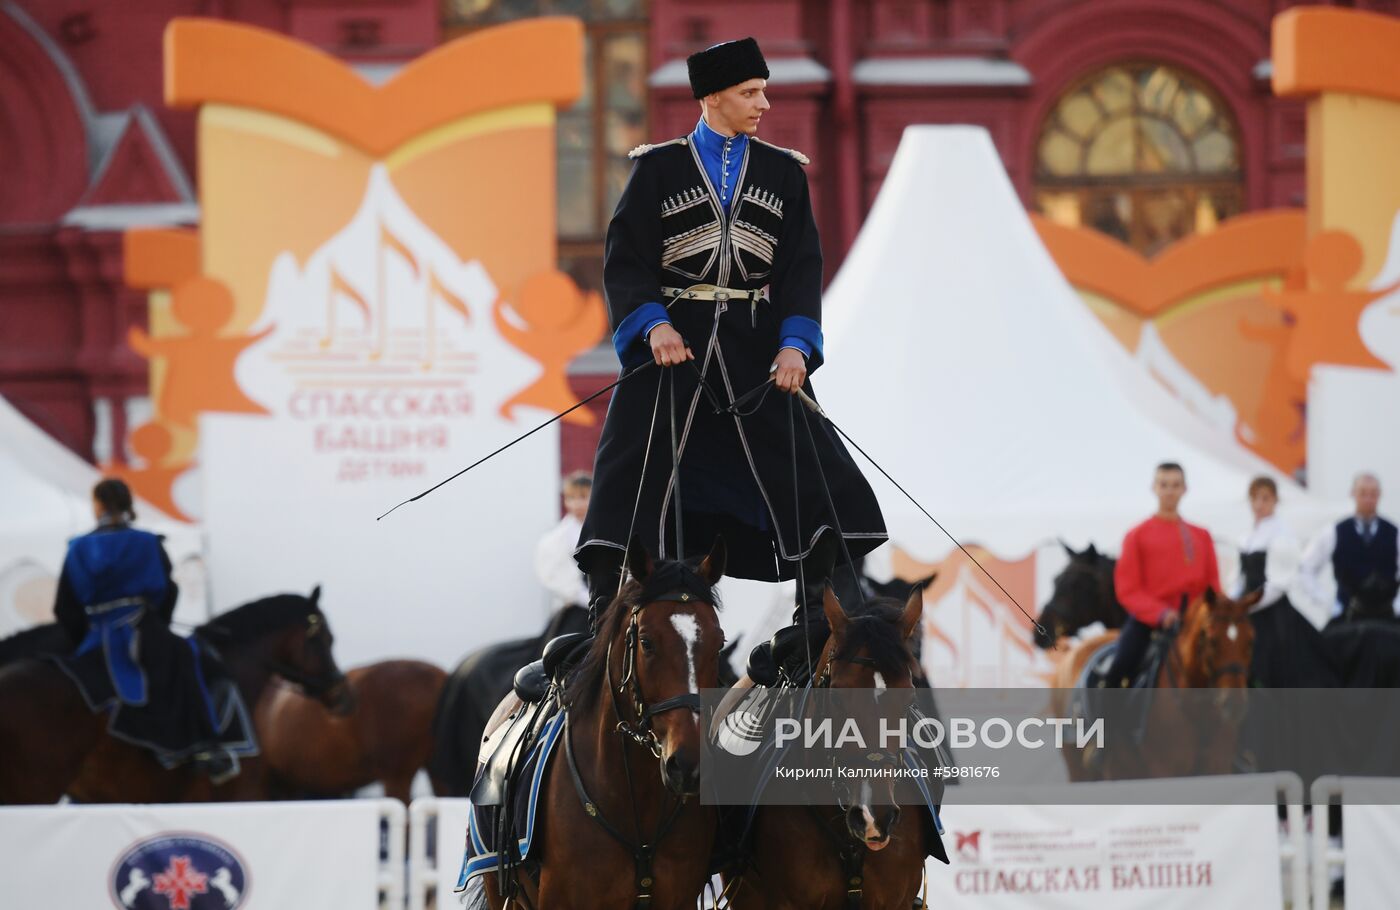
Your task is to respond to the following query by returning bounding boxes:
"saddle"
[511,632,592,704]
[462,633,597,892]
[1076,632,1173,750]
[744,624,823,687]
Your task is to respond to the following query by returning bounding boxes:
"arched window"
[1034,64,1242,256]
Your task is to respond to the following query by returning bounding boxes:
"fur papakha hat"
[686,38,770,99]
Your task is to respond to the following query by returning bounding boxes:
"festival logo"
[237,166,510,486]
[110,833,248,910]
[954,830,983,863]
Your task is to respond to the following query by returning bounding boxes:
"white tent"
[0,394,206,638]
[817,126,1334,565]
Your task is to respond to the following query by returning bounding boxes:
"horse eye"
[640,637,655,654]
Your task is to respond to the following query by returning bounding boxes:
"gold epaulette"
[752,137,810,166]
[628,137,689,159]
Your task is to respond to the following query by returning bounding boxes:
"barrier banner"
[434,797,475,901]
[924,778,1282,908]
[1342,779,1400,909]
[0,800,383,909]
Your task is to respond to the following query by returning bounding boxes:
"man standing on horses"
[1102,463,1221,688]
[53,478,240,781]
[575,37,886,673]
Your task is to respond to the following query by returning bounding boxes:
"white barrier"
[1310,775,1400,910]
[0,797,404,909]
[921,773,1306,909]
[409,796,472,910]
[408,777,1306,910]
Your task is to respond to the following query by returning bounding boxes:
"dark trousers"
[1104,616,1154,688]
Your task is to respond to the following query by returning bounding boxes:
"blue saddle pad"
[457,709,566,888]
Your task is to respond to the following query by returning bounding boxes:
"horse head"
[1347,573,1400,623]
[201,589,353,715]
[1179,588,1260,705]
[815,581,926,852]
[568,537,726,798]
[1035,543,1115,649]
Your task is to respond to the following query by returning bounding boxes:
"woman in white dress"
[1235,477,1338,687]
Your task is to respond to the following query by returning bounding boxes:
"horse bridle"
[809,647,908,910]
[612,597,705,757]
[562,594,711,910]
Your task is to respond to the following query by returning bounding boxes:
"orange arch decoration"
[1034,211,1312,473]
[1273,8,1400,105]
[165,17,584,156]
[1032,210,1309,318]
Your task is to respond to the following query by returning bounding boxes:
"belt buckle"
[714,289,730,303]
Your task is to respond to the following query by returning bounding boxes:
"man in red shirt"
[1102,462,1221,687]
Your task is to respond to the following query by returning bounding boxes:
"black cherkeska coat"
[576,131,886,582]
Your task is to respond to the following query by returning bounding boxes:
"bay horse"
[1033,543,1124,649]
[1052,588,1260,782]
[256,659,447,803]
[0,590,350,804]
[727,585,931,910]
[478,539,726,910]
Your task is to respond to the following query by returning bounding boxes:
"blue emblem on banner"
[110,833,248,910]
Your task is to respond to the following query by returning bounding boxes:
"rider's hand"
[648,323,693,367]
[772,347,807,394]
[1160,611,1180,629]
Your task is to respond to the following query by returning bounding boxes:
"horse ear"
[626,536,653,583]
[1239,589,1263,611]
[1203,587,1217,608]
[1060,539,1074,558]
[822,584,848,639]
[310,585,322,607]
[900,578,930,640]
[698,536,727,585]
[1085,543,1098,558]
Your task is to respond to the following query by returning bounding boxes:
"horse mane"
[198,593,321,646]
[563,558,721,715]
[832,597,916,678]
[0,622,71,664]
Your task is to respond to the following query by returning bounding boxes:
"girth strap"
[564,714,686,910]
[807,805,868,910]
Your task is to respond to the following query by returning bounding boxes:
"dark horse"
[479,539,726,910]
[256,659,448,803]
[1322,575,1400,687]
[1033,543,1124,649]
[726,585,933,910]
[431,604,591,795]
[0,590,350,804]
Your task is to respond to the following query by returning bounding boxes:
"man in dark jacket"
[575,38,886,673]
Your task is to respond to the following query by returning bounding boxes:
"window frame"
[1032,61,1245,255]
[443,1,650,252]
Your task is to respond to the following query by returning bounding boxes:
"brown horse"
[1053,588,1260,782]
[0,591,350,804]
[727,585,930,910]
[479,539,726,910]
[255,659,447,803]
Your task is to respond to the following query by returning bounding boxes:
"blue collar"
[690,118,748,210]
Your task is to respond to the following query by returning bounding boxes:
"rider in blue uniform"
[54,479,237,781]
